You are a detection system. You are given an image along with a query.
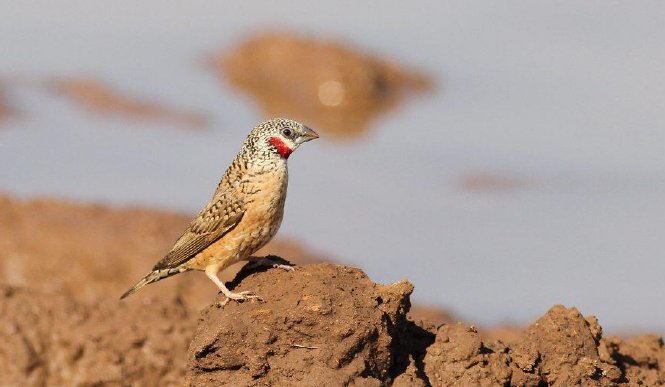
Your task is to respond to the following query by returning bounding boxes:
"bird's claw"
[232,290,262,300]
[218,290,263,307]
[273,263,295,271]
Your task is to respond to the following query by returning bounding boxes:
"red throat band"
[269,137,293,159]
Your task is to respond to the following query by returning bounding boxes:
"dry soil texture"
[1,194,663,386]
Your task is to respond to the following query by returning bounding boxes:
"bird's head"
[247,118,319,160]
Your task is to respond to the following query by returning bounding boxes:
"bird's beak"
[299,126,319,143]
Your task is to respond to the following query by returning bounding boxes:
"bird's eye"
[281,128,292,138]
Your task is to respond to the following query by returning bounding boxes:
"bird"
[120,118,319,302]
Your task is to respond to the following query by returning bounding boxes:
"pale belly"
[185,169,287,272]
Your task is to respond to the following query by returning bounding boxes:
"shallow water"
[1,1,665,331]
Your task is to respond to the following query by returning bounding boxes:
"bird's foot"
[247,256,295,272]
[274,263,295,271]
[218,290,263,306]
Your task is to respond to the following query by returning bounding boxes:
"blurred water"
[1,1,664,331]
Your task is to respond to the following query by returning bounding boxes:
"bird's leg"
[205,266,262,305]
[247,256,295,272]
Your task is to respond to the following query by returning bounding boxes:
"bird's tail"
[119,268,179,300]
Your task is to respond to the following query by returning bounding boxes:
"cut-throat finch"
[121,118,319,302]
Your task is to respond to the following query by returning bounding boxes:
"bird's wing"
[153,189,245,270]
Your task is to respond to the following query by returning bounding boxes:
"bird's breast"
[234,166,288,252]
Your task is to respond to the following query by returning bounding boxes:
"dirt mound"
[508,305,620,385]
[458,172,530,192]
[1,258,663,386]
[45,77,207,129]
[186,263,428,386]
[0,285,194,386]
[215,33,432,139]
[2,194,663,385]
[0,84,15,125]
[601,334,665,386]
[186,265,665,386]
[424,305,665,386]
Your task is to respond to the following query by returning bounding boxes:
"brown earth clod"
[186,263,430,386]
[186,267,665,386]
